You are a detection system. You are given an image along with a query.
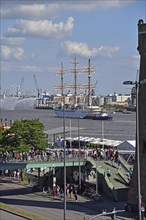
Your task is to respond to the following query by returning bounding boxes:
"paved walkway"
[0,177,139,220]
[36,191,137,220]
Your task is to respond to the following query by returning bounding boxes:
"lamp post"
[92,163,100,196]
[63,95,66,220]
[123,79,146,220]
[78,117,81,193]
[70,119,72,148]
[96,161,98,195]
[101,121,104,148]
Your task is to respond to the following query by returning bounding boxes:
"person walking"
[74,190,78,202]
[57,185,60,196]
[107,168,111,179]
[69,185,73,199]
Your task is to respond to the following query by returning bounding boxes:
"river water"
[0,109,136,142]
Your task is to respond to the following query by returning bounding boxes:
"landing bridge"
[0,158,86,171]
[0,156,133,202]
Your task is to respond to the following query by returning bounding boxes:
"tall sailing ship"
[53,58,101,119]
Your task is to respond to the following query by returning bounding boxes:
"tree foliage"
[1,119,47,152]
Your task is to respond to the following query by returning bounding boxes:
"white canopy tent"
[90,138,122,147]
[117,140,136,162]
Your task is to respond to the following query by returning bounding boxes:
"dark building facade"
[127,19,146,212]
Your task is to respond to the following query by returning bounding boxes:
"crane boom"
[33,74,40,98]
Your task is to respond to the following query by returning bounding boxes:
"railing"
[87,156,118,201]
[0,152,87,164]
[119,155,133,172]
[87,208,125,220]
[118,169,131,185]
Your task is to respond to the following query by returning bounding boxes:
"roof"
[117,140,136,152]
[126,140,136,147]
[90,138,122,147]
[66,136,122,147]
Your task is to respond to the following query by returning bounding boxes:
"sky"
[1,0,146,97]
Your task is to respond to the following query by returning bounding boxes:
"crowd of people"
[44,183,78,202]
[1,169,20,179]
[0,146,120,164]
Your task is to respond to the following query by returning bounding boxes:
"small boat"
[92,112,113,120]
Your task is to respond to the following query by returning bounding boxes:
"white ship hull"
[54,108,88,119]
[54,105,101,119]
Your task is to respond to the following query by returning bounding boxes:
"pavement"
[0,177,141,220]
[35,191,138,220]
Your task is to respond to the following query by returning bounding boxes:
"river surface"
[0,109,136,142]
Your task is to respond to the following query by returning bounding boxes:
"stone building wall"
[127,19,146,211]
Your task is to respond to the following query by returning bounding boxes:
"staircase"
[86,156,133,202]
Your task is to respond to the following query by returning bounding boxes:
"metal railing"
[87,208,125,220]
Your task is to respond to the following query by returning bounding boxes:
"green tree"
[1,119,47,152]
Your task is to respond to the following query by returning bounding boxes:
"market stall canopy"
[66,136,122,147]
[90,138,122,147]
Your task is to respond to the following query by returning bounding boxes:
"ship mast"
[54,58,95,106]
[54,62,66,104]
[82,59,95,106]
[61,62,64,97]
[70,57,79,106]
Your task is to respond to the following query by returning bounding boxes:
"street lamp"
[70,119,72,148]
[123,79,146,220]
[78,117,81,193]
[63,95,66,220]
[92,164,100,196]
[96,162,98,195]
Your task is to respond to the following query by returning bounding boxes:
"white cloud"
[1,45,24,61]
[20,65,42,73]
[96,0,136,9]
[19,65,57,74]
[60,41,120,58]
[1,3,60,20]
[1,36,25,46]
[5,17,74,38]
[62,0,136,12]
[1,1,136,20]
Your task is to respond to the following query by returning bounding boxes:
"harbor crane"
[16,77,24,97]
[33,74,41,98]
[91,80,98,96]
